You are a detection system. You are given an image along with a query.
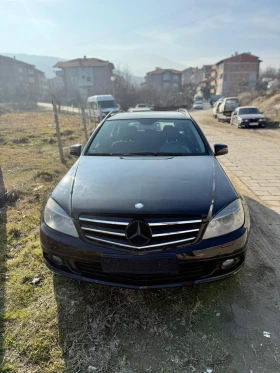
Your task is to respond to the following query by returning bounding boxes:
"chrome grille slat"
[82,227,126,237]
[84,235,196,249]
[79,215,202,249]
[149,219,202,226]
[79,217,129,226]
[152,228,199,237]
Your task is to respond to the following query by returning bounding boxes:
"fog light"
[221,258,237,269]
[51,255,63,266]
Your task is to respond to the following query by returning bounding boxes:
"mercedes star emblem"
[126,221,152,246]
[135,203,144,209]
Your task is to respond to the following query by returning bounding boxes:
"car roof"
[237,106,258,109]
[87,95,114,102]
[107,111,191,120]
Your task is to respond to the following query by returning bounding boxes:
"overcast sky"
[1,0,280,76]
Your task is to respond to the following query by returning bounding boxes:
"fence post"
[52,95,65,164]
[0,166,6,207]
[81,106,88,141]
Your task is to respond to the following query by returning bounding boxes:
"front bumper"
[40,215,250,289]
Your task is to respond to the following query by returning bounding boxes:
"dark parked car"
[40,110,250,289]
[230,106,267,128]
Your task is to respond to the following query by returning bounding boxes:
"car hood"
[238,114,265,119]
[51,156,238,220]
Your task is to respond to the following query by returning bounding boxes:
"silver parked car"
[230,106,267,128]
[193,101,203,110]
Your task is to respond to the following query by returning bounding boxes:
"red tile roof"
[147,68,182,75]
[54,58,114,69]
[216,53,261,66]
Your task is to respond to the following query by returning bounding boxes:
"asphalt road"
[38,102,80,113]
[53,106,280,373]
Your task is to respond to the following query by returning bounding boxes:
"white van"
[87,95,119,121]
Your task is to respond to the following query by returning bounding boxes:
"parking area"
[192,109,280,214]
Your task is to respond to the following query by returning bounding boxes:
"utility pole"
[52,95,65,164]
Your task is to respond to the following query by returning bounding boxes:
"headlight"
[238,117,242,122]
[259,118,266,122]
[203,199,244,240]
[44,197,79,237]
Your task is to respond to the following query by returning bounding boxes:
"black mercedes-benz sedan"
[40,110,250,289]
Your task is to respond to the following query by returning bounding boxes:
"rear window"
[86,118,208,156]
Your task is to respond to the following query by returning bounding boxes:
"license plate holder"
[101,255,178,274]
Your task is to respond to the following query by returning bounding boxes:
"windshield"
[239,108,260,115]
[98,100,116,109]
[226,99,239,104]
[86,118,207,156]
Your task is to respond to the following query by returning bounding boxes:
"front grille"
[247,118,261,123]
[75,260,216,286]
[79,215,202,250]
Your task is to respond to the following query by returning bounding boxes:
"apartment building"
[54,56,115,101]
[144,68,181,89]
[213,52,261,96]
[0,55,46,101]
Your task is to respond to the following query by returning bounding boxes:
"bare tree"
[260,66,278,79]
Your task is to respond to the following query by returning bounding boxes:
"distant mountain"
[0,53,66,78]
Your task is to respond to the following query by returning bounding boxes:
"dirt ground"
[1,109,280,373]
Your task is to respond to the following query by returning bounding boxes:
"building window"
[163,82,169,88]
[173,75,179,81]
[29,69,34,75]
[82,75,85,79]
[87,77,91,82]
[163,72,171,81]
[173,82,179,88]
[18,67,23,73]
[29,77,35,83]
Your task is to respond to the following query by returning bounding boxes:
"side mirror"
[214,144,228,156]
[69,144,82,156]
